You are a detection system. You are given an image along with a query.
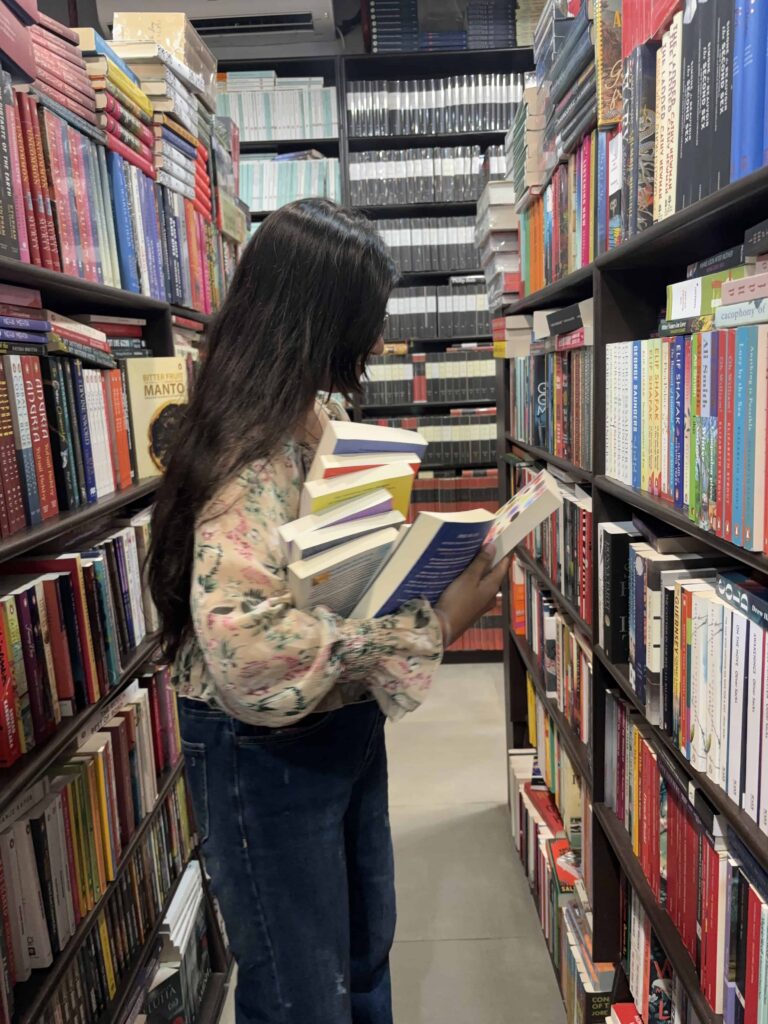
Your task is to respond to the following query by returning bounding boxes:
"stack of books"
[363,409,498,468]
[383,280,491,341]
[376,216,479,275]
[362,0,420,53]
[506,84,547,208]
[363,345,496,407]
[240,151,342,212]
[476,181,522,310]
[217,69,338,141]
[349,146,486,206]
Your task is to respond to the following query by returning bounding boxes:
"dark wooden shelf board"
[196,968,233,1024]
[354,201,480,219]
[593,803,719,1024]
[343,47,534,79]
[594,475,768,577]
[170,305,212,326]
[240,137,339,155]
[443,649,503,663]
[14,758,184,1024]
[397,268,483,283]
[347,130,505,151]
[419,461,498,471]
[594,645,768,875]
[361,398,496,412]
[386,335,492,346]
[0,255,169,315]
[0,634,159,818]
[501,264,593,316]
[0,478,160,565]
[514,547,593,641]
[505,436,594,481]
[508,627,592,788]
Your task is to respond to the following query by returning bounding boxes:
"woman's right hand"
[435,546,511,648]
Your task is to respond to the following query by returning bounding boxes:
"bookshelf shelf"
[593,803,719,1024]
[505,437,594,481]
[593,645,768,875]
[355,201,481,219]
[361,398,496,412]
[13,758,185,1024]
[391,334,492,346]
[420,461,498,471]
[240,137,339,155]
[398,268,483,283]
[170,305,213,326]
[594,476,768,577]
[347,130,506,151]
[514,546,592,641]
[501,264,594,316]
[0,478,161,565]
[509,626,592,787]
[0,634,160,818]
[342,47,535,78]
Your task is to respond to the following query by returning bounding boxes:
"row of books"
[605,687,768,1021]
[510,343,594,473]
[348,147,487,206]
[409,468,499,520]
[511,557,592,749]
[216,71,338,142]
[476,181,522,311]
[362,411,497,468]
[376,216,480,274]
[34,774,195,1024]
[516,464,594,628]
[240,153,342,213]
[361,0,523,52]
[0,518,158,767]
[383,281,491,341]
[363,347,496,407]
[144,860,211,1024]
[0,675,186,1011]
[345,74,524,137]
[0,11,242,313]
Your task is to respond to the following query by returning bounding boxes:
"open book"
[351,470,562,618]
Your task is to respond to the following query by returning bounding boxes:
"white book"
[719,605,734,793]
[288,527,398,618]
[706,595,727,785]
[26,794,68,953]
[0,827,32,980]
[14,820,53,968]
[728,609,749,805]
[690,590,711,772]
[278,487,395,558]
[743,621,765,821]
[299,462,415,519]
[289,510,404,561]
[50,792,75,938]
[312,419,427,461]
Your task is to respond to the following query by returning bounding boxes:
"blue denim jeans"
[178,698,396,1024]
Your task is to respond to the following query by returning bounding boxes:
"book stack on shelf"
[363,345,496,407]
[477,180,522,312]
[363,409,497,469]
[216,70,338,142]
[361,0,525,53]
[376,216,479,274]
[239,150,342,213]
[382,279,491,341]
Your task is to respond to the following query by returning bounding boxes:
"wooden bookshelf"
[361,398,496,412]
[505,437,594,482]
[514,546,592,641]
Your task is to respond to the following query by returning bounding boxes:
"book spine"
[731,0,748,181]
[16,93,54,271]
[27,96,61,274]
[20,356,58,522]
[69,360,97,503]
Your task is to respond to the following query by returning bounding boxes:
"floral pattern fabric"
[173,400,443,725]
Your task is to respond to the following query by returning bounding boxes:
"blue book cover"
[742,327,759,547]
[162,126,197,162]
[82,33,140,87]
[596,129,608,256]
[0,329,47,343]
[106,152,140,293]
[0,316,50,332]
[632,339,642,489]
[144,176,164,301]
[740,0,767,177]
[731,0,748,180]
[5,355,40,525]
[673,337,686,508]
[69,360,97,503]
[731,326,750,546]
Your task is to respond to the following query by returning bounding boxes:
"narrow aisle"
[388,661,566,1024]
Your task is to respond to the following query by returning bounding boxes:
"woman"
[149,199,509,1024]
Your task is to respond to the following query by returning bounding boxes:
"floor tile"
[391,937,565,1024]
[392,803,542,941]
[411,662,506,724]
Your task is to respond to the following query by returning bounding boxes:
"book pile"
[27,13,97,134]
[217,69,338,142]
[0,761,193,1022]
[515,0,549,48]
[349,146,485,206]
[382,279,491,341]
[605,231,768,555]
[363,409,497,468]
[240,150,342,213]
[362,0,419,54]
[363,345,496,407]
[283,419,561,623]
[506,84,547,208]
[476,181,522,310]
[466,0,518,50]
[376,216,479,274]
[144,860,211,1024]
[507,300,594,471]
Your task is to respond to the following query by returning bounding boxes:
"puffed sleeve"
[189,453,443,725]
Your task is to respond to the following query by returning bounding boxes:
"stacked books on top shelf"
[144,859,211,1024]
[239,150,342,213]
[345,73,523,136]
[604,228,768,555]
[349,146,488,207]
[0,513,159,768]
[505,299,594,472]
[0,669,187,1016]
[0,6,244,313]
[376,216,479,274]
[476,181,522,310]
[282,418,560,622]
[363,344,496,406]
[506,83,547,212]
[362,0,523,52]
[216,69,338,142]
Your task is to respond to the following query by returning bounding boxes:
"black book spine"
[676,3,700,211]
[711,0,735,193]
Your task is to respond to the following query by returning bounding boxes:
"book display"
[0,8,235,1021]
[492,1,768,1022]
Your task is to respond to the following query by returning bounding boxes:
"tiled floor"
[219,662,565,1023]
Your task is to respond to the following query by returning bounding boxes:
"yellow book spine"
[64,780,87,919]
[641,340,650,491]
[632,726,640,854]
[106,59,153,118]
[97,912,117,998]
[311,475,413,518]
[93,755,116,881]
[526,674,537,747]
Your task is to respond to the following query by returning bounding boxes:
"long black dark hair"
[148,198,398,662]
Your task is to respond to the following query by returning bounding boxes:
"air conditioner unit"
[97,0,336,56]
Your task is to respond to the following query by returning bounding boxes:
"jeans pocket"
[181,740,210,843]
[234,710,334,747]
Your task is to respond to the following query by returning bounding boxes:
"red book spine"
[104,131,156,179]
[107,370,132,490]
[31,46,94,100]
[20,356,57,520]
[29,26,88,70]
[36,12,80,44]
[32,79,99,127]
[144,676,165,775]
[12,94,41,267]
[104,117,154,165]
[724,329,736,543]
[744,885,762,1024]
[39,110,78,278]
[0,361,25,535]
[0,605,21,767]
[90,323,144,338]
[0,856,15,987]
[28,95,62,273]
[104,93,154,147]
[3,93,29,265]
[52,325,110,354]
[41,578,74,705]
[17,93,55,271]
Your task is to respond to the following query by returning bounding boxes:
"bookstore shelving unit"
[499,162,768,1012]
[0,256,233,1021]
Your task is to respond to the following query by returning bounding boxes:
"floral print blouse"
[173,399,444,725]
